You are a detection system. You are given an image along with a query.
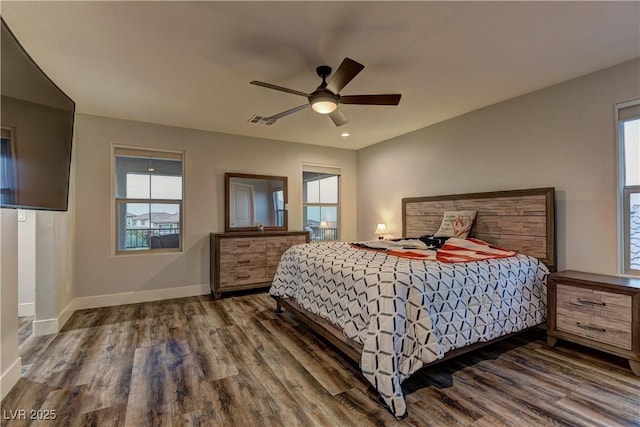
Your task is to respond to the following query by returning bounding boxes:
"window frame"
[302,166,341,242]
[113,145,184,255]
[616,100,640,275]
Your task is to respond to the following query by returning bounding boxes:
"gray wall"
[356,59,640,275]
[73,115,357,298]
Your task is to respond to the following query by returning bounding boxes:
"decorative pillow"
[433,210,477,239]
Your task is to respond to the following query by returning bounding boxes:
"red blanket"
[352,237,517,263]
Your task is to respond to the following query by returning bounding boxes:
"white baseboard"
[72,283,210,312]
[31,284,210,337]
[31,299,75,337]
[0,356,21,401]
[32,318,59,336]
[18,302,34,317]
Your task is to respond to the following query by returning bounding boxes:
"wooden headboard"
[402,187,556,271]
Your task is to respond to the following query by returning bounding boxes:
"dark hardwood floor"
[2,292,639,426]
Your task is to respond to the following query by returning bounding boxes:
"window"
[114,147,183,253]
[303,166,340,241]
[617,101,640,275]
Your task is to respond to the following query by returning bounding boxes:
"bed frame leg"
[274,300,283,313]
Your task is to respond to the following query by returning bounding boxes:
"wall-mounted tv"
[1,16,75,211]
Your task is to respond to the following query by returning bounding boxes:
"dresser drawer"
[219,266,267,289]
[219,237,266,254]
[220,252,266,269]
[266,235,306,265]
[266,235,307,277]
[557,283,632,322]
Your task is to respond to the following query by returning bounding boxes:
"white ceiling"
[2,1,639,150]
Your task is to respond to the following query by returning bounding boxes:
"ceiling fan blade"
[328,109,349,127]
[268,104,310,121]
[250,81,309,97]
[326,58,364,94]
[340,94,401,105]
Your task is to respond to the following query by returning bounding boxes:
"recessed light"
[341,132,350,137]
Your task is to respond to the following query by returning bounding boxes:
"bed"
[269,187,556,418]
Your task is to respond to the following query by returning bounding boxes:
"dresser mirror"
[225,172,288,232]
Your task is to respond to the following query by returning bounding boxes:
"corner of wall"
[0,356,22,401]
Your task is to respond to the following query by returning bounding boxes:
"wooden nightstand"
[547,270,640,376]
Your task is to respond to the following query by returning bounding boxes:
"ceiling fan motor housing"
[316,65,332,80]
[308,88,339,103]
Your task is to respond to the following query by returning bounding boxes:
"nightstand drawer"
[556,307,632,350]
[557,283,632,322]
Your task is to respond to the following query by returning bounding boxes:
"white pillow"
[433,210,477,239]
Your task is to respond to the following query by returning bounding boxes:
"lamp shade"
[375,223,387,235]
[320,221,329,229]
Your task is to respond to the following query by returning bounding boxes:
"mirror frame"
[224,172,288,232]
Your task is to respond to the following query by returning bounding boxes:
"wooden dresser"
[547,270,640,376]
[210,231,309,299]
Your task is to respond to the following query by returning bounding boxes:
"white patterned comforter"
[269,242,548,418]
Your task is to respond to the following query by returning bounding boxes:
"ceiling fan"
[250,57,401,127]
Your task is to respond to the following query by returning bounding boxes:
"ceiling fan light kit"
[250,57,401,127]
[309,94,338,114]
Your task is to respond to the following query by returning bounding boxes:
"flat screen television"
[1,16,75,211]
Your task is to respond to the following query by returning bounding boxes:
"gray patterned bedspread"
[269,242,548,418]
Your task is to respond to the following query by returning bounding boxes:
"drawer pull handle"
[575,298,606,307]
[576,322,606,333]
[236,244,251,248]
[236,274,250,279]
[237,260,251,264]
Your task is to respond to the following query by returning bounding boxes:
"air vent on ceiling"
[248,115,277,126]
